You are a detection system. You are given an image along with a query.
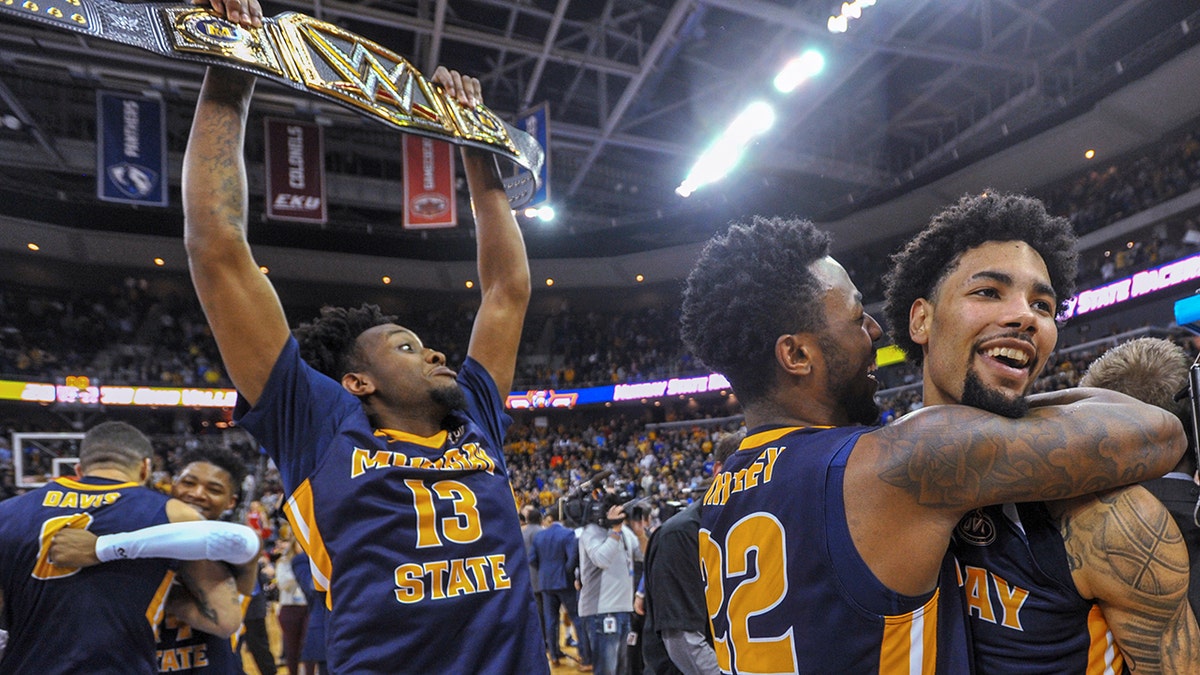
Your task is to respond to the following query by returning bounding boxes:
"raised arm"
[875,387,1184,509]
[1052,488,1200,674]
[431,69,531,395]
[183,66,291,407]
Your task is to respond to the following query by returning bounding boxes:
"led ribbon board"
[0,0,545,206]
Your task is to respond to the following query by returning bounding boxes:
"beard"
[431,382,468,426]
[820,335,880,426]
[961,368,1029,419]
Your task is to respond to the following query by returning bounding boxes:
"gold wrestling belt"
[0,0,545,207]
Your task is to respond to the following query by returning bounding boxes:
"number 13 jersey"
[236,338,546,675]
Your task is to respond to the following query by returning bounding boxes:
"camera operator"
[578,491,638,675]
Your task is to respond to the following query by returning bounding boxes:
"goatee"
[962,370,1028,419]
[431,383,468,428]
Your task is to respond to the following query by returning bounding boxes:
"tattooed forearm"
[178,569,221,626]
[876,401,1180,508]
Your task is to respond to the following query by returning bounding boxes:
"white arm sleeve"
[95,521,259,565]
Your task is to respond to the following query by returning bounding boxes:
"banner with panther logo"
[0,0,544,207]
[97,91,167,206]
[402,136,457,229]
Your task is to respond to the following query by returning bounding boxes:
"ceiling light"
[259,266,269,274]
[774,50,825,93]
[27,242,39,251]
[1084,149,1095,159]
[536,205,556,222]
[828,0,877,33]
[153,257,165,266]
[465,280,475,289]
[545,278,554,286]
[678,101,776,197]
[382,276,392,284]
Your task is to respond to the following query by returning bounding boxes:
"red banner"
[402,136,457,229]
[265,117,327,223]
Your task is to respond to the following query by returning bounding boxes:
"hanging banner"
[265,117,327,223]
[0,0,544,206]
[97,91,167,206]
[402,136,457,229]
[516,102,551,207]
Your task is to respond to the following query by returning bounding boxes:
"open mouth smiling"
[981,345,1030,369]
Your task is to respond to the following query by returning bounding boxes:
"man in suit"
[530,509,583,667]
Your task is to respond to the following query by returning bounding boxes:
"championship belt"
[0,0,544,206]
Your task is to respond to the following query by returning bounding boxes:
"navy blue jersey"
[951,503,1127,674]
[235,337,546,674]
[0,476,174,674]
[156,590,249,675]
[700,426,971,674]
[156,613,245,674]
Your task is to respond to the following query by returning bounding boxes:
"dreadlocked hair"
[680,215,832,405]
[882,190,1078,366]
[293,304,397,381]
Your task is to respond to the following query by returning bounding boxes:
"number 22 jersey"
[700,425,971,674]
[235,337,546,674]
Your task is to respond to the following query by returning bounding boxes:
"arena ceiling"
[1,0,1200,290]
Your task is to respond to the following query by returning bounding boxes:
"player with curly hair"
[681,209,1184,673]
[884,191,1200,674]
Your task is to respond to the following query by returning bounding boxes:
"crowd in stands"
[5,119,1200,518]
[7,124,1200,667]
[6,121,1200,396]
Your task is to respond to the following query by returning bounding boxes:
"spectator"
[578,496,637,675]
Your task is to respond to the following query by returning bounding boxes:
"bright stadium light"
[828,0,878,33]
[677,101,776,198]
[536,205,556,221]
[736,100,777,136]
[774,50,826,93]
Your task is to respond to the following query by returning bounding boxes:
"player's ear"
[909,300,931,347]
[342,370,376,396]
[775,333,814,377]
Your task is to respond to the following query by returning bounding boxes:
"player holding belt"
[179,1,545,671]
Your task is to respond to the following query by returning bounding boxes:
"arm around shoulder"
[877,390,1185,510]
[170,559,245,638]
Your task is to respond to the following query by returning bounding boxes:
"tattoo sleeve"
[875,402,1178,508]
[1057,488,1200,674]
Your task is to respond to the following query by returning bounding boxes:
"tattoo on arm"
[177,568,221,627]
[876,406,1165,508]
[1057,490,1200,674]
